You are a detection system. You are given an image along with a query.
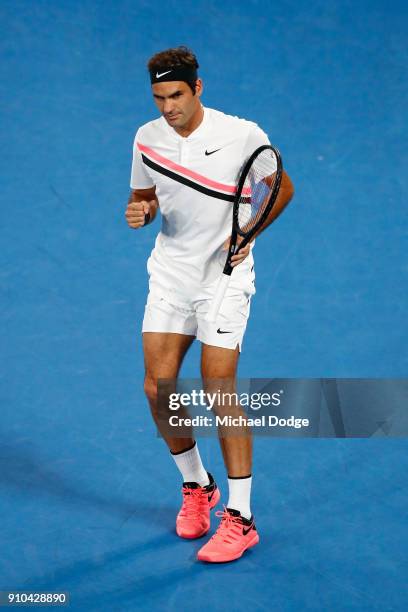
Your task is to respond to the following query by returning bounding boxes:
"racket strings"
[237,149,278,233]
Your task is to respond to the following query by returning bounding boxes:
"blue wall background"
[1,1,407,610]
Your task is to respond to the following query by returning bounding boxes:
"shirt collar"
[161,105,209,142]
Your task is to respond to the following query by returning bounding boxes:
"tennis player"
[125,46,294,563]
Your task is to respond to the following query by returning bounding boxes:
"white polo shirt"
[130,106,270,301]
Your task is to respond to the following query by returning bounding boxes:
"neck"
[175,104,204,137]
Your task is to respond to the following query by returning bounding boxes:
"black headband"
[150,66,198,85]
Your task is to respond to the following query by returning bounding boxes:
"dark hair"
[147,45,199,94]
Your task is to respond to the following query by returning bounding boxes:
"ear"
[195,78,203,97]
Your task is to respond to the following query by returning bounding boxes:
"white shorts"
[142,279,254,351]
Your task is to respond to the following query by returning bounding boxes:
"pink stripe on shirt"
[137,142,251,196]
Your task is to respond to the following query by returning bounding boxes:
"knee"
[144,375,158,405]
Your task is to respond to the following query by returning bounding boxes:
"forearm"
[252,171,294,240]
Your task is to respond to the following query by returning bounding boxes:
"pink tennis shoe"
[176,473,221,539]
[197,507,259,562]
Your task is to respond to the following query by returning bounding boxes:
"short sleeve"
[243,124,271,158]
[130,130,155,190]
[243,124,276,181]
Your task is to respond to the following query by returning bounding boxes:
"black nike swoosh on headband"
[141,154,235,202]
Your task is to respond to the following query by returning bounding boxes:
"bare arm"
[228,170,295,267]
[252,170,294,239]
[125,186,159,229]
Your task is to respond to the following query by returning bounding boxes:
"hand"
[125,200,155,229]
[222,235,251,267]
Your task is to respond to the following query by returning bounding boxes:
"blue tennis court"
[1,0,407,609]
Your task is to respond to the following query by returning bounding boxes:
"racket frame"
[223,144,283,275]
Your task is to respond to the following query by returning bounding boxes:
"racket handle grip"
[205,274,231,322]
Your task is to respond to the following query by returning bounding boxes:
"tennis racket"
[205,144,282,322]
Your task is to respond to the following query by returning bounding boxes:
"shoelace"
[211,507,245,544]
[179,486,208,519]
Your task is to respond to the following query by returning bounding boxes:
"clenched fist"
[125,199,156,229]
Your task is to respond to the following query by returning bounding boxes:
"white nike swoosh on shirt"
[156,70,172,78]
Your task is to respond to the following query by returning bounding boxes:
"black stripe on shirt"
[141,154,235,203]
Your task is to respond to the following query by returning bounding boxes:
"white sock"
[227,475,252,519]
[170,442,210,486]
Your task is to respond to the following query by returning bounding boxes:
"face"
[151,79,203,130]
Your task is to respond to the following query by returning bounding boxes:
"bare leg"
[201,344,252,477]
[143,332,195,453]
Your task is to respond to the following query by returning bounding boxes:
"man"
[125,46,294,563]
